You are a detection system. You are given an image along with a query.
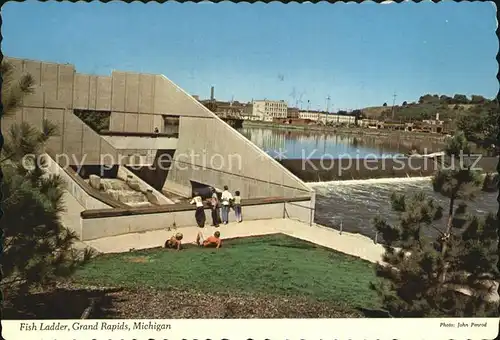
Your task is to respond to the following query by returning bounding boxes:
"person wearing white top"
[233,190,242,223]
[220,185,233,224]
[190,191,206,227]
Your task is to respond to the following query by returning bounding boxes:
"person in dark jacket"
[190,191,206,228]
[209,187,221,227]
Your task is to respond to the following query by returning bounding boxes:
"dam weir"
[278,156,498,182]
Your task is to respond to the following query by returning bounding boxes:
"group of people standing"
[190,185,242,228]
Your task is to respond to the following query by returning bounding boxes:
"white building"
[298,111,321,121]
[320,113,356,125]
[251,100,288,121]
[422,113,444,126]
[298,111,356,125]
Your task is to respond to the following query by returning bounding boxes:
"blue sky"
[2,1,498,110]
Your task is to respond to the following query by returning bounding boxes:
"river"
[238,127,498,240]
[238,126,446,159]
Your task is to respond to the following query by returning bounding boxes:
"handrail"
[285,201,315,210]
[81,195,312,219]
[100,130,179,138]
[282,200,315,226]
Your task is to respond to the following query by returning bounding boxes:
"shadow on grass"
[268,242,318,250]
[3,287,124,319]
[356,306,392,318]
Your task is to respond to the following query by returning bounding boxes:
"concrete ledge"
[80,195,311,219]
[80,198,313,240]
[102,135,178,150]
[100,130,179,138]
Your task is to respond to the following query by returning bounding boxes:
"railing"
[100,130,179,138]
[282,200,315,226]
[82,196,311,219]
[284,209,382,244]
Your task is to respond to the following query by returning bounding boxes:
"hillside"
[361,94,492,121]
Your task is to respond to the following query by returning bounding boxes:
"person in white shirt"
[190,191,206,228]
[233,190,242,223]
[220,185,233,224]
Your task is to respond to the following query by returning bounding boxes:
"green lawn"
[74,234,380,309]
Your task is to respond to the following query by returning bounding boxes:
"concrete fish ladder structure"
[2,56,316,240]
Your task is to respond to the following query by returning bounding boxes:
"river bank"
[242,121,448,142]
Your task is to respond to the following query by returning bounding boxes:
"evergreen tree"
[456,100,499,153]
[1,60,93,300]
[371,132,498,317]
[0,60,35,118]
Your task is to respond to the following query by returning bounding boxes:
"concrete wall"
[3,57,312,203]
[80,198,313,240]
[73,74,112,111]
[59,190,85,239]
[2,57,124,166]
[108,72,210,133]
[43,154,112,210]
[124,149,175,192]
[285,196,315,224]
[101,135,178,150]
[164,116,312,199]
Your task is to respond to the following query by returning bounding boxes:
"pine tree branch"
[0,277,26,287]
[428,223,445,237]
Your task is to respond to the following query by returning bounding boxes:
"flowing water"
[238,126,498,240]
[311,177,497,240]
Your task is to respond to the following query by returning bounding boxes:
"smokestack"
[436,113,439,121]
[210,86,215,101]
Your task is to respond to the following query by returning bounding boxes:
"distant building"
[298,110,356,125]
[199,99,252,117]
[358,119,380,128]
[251,99,288,121]
[298,110,321,121]
[287,107,300,119]
[422,113,444,126]
[320,113,356,125]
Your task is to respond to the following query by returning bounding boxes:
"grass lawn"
[74,234,381,310]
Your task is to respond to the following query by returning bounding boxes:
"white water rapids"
[310,176,497,240]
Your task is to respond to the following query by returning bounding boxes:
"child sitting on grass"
[233,190,242,223]
[164,232,183,251]
[196,230,222,249]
